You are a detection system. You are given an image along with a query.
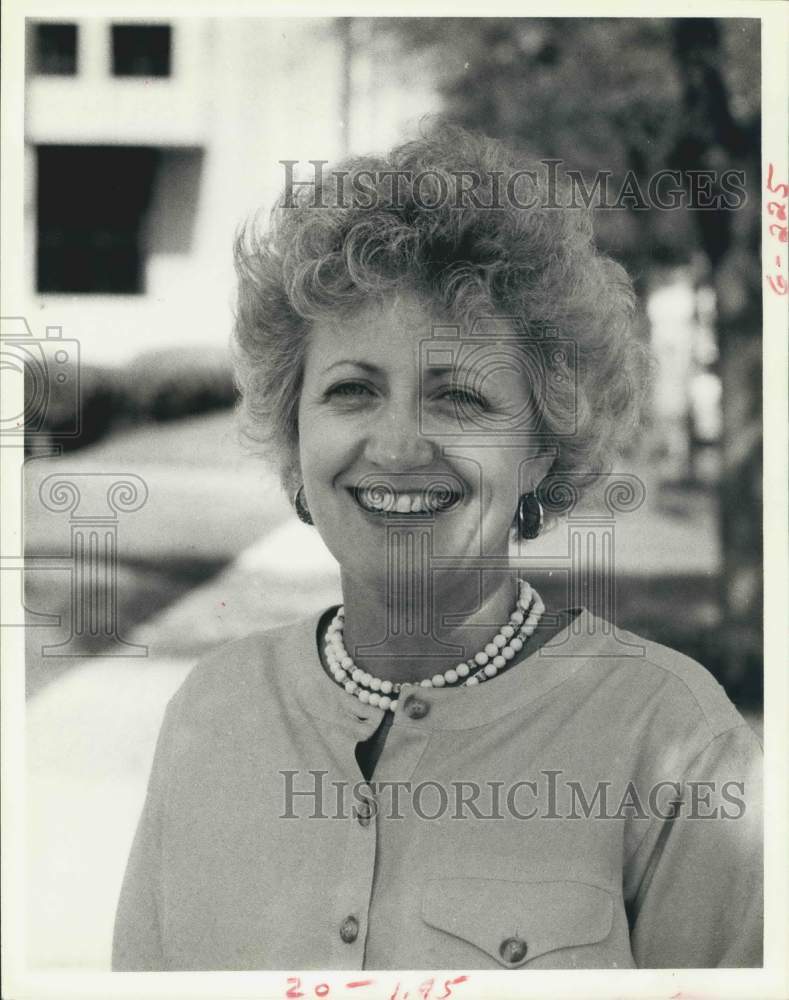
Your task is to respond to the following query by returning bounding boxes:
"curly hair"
[233,122,649,517]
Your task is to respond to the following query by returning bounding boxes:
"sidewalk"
[27,655,193,970]
[25,518,341,971]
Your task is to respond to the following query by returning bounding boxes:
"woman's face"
[297,291,552,587]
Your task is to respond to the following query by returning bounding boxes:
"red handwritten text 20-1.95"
[284,974,470,1000]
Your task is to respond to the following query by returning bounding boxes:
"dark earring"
[517,492,543,539]
[293,484,314,525]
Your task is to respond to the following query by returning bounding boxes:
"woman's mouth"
[350,476,465,516]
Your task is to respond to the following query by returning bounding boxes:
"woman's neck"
[336,567,522,686]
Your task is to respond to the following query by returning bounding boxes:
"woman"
[113,125,762,971]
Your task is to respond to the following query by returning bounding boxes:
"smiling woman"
[112,123,762,972]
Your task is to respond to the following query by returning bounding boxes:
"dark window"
[36,146,160,294]
[35,23,78,75]
[111,24,171,77]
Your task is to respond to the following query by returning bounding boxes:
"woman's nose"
[363,406,436,469]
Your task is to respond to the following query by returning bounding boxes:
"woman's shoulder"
[628,628,746,735]
[163,611,326,725]
[575,611,759,748]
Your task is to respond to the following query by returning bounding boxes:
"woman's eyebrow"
[321,361,480,382]
[424,365,476,381]
[323,360,381,375]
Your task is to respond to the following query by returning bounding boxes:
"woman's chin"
[337,560,391,596]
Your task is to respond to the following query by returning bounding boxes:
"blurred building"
[24,18,439,365]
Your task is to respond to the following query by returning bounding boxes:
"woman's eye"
[438,386,490,410]
[326,381,374,400]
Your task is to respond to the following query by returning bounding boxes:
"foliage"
[26,347,237,452]
[25,361,130,452]
[122,346,237,424]
[375,17,760,277]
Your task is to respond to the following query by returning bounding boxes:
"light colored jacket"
[113,608,763,970]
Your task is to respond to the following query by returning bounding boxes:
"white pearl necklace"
[323,580,545,713]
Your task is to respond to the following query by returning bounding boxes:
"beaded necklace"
[323,580,544,713]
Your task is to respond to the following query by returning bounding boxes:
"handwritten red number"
[767,163,789,199]
[436,976,468,1000]
[417,978,435,1000]
[436,976,470,999]
[767,274,788,295]
[314,986,330,998]
[769,224,788,243]
[286,977,305,999]
[768,200,788,221]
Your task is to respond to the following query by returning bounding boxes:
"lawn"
[24,410,292,696]
[25,410,287,563]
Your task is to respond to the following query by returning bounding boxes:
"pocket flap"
[421,878,614,967]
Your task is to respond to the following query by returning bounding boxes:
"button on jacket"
[112,608,763,971]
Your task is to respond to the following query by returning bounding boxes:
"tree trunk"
[671,19,762,702]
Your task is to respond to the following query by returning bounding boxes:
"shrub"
[122,346,237,423]
[24,346,238,453]
[25,362,131,452]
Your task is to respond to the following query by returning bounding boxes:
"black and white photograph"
[2,3,787,999]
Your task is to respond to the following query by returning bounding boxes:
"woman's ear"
[281,452,303,501]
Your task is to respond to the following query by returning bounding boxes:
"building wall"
[24,17,440,367]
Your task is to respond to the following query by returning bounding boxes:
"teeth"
[355,487,459,514]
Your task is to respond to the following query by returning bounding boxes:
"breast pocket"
[421,878,615,968]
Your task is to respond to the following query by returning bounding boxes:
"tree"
[669,19,762,694]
